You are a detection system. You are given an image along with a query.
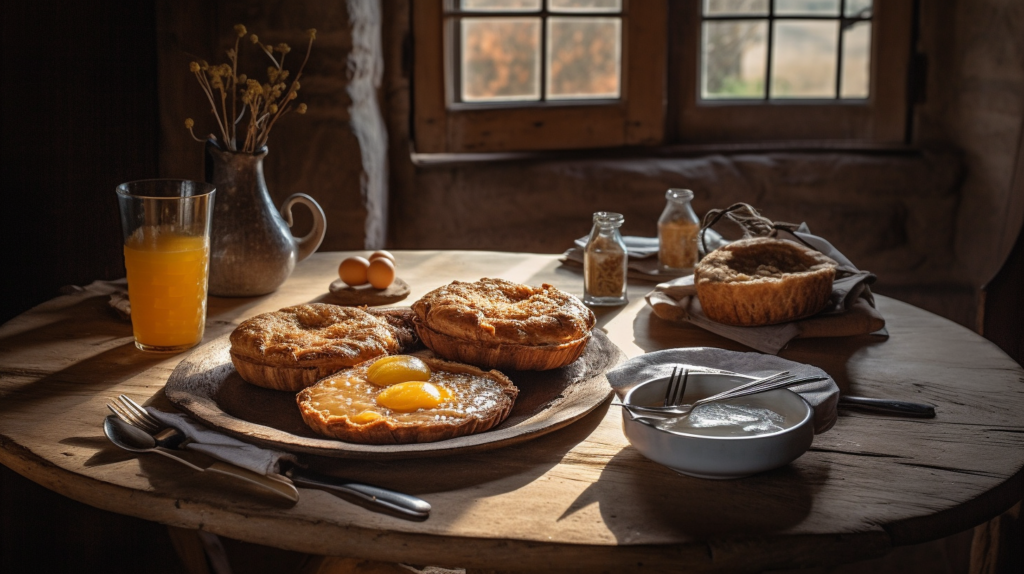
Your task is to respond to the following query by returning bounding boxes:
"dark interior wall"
[914,0,1024,285]
[0,0,160,324]
[0,3,170,570]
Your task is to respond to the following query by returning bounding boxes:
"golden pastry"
[229,303,418,392]
[296,354,518,444]
[411,278,596,371]
[695,237,837,326]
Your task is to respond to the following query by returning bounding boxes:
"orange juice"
[124,226,210,350]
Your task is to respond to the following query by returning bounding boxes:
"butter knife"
[838,396,936,418]
[114,414,431,518]
[104,416,300,501]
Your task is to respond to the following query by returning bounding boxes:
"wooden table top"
[2,251,1022,573]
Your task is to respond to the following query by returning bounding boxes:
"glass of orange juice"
[116,180,216,352]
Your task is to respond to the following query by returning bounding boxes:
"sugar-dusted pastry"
[695,237,837,326]
[411,278,596,371]
[296,354,518,444]
[229,303,418,392]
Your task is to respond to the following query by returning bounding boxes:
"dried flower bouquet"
[186,24,316,153]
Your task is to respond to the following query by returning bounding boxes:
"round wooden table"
[1,251,1022,573]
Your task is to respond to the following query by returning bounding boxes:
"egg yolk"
[366,355,431,387]
[375,382,451,412]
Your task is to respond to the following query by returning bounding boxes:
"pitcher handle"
[280,193,327,263]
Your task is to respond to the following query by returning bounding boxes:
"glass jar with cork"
[658,188,701,271]
[583,211,628,306]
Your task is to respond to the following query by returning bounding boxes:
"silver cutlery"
[616,370,812,417]
[103,415,300,502]
[838,395,935,418]
[662,366,689,407]
[108,395,431,518]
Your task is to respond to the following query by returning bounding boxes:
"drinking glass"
[116,180,216,352]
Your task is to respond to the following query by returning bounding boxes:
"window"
[413,0,666,153]
[699,0,873,101]
[413,0,912,153]
[455,0,624,103]
[674,0,911,142]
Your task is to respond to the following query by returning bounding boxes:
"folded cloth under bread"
[606,347,839,434]
[147,408,296,476]
[646,226,886,355]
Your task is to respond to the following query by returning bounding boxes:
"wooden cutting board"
[164,329,624,459]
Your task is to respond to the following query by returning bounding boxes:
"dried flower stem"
[186,25,315,153]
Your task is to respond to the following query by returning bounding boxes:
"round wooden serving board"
[328,277,410,306]
[164,330,624,459]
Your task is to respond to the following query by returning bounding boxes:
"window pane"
[547,17,621,99]
[701,20,768,99]
[461,18,541,102]
[840,20,871,98]
[703,0,769,16]
[845,0,873,18]
[770,20,838,98]
[549,0,621,13]
[460,0,541,11]
[774,0,840,16]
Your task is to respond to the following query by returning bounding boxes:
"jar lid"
[592,211,624,226]
[666,188,694,202]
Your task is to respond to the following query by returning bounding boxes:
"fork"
[108,394,183,441]
[620,370,817,417]
[109,395,432,518]
[662,367,689,407]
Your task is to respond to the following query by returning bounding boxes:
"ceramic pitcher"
[205,141,326,297]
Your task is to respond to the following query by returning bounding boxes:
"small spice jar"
[584,211,628,306]
[658,188,701,271]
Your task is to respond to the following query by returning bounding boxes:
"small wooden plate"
[328,277,410,306]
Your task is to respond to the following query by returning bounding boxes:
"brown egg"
[367,257,395,289]
[339,257,370,286]
[368,250,395,263]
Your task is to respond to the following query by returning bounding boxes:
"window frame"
[413,0,667,153]
[413,0,914,154]
[670,0,913,143]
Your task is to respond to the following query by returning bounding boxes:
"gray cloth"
[645,227,885,354]
[605,347,838,434]
[147,408,296,476]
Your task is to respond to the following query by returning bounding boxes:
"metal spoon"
[103,416,299,502]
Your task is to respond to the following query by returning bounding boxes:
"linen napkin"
[606,347,839,434]
[561,230,729,281]
[147,408,296,476]
[646,228,886,355]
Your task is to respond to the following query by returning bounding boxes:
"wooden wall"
[0,0,160,324]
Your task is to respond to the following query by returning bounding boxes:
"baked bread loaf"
[695,237,837,326]
[296,354,518,444]
[229,303,419,392]
[411,278,596,371]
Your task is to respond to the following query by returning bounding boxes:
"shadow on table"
[562,444,830,541]
[0,290,245,417]
[296,401,611,499]
[631,305,891,394]
[69,433,297,509]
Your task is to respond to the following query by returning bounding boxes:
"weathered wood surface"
[1,251,1022,573]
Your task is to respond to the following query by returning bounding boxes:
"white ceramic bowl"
[621,372,814,479]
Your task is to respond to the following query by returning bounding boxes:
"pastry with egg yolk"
[229,303,419,392]
[411,278,595,371]
[296,354,518,444]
